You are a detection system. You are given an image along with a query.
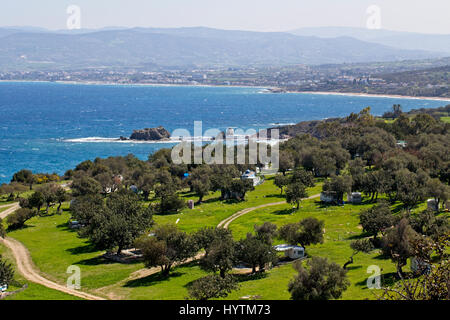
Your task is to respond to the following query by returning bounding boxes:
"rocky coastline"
[120,126,171,141]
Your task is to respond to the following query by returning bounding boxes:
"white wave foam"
[62,137,179,144]
[270,123,295,126]
[61,136,287,145]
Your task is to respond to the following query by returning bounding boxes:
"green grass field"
[441,116,450,123]
[5,205,146,296]
[152,176,322,233]
[0,242,82,300]
[227,199,401,300]
[1,176,439,300]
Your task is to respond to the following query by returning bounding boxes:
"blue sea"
[0,81,447,184]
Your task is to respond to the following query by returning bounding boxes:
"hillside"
[290,27,450,55]
[272,104,450,138]
[0,27,444,71]
[285,64,450,98]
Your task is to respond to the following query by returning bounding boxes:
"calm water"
[0,81,447,183]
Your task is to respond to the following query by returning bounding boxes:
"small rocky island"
[120,126,171,141]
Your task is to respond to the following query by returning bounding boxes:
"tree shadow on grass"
[56,223,77,233]
[272,208,297,215]
[347,232,371,240]
[355,272,398,288]
[75,253,140,266]
[182,268,265,289]
[358,199,375,206]
[124,271,184,288]
[223,199,241,205]
[125,260,199,288]
[345,265,362,271]
[198,197,222,204]
[390,202,420,214]
[75,255,117,266]
[7,224,35,232]
[315,201,335,209]
[66,243,98,255]
[234,272,268,283]
[264,194,286,199]
[372,253,390,261]
[154,211,183,217]
[75,253,144,266]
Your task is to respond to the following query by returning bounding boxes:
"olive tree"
[6,208,35,230]
[136,224,197,276]
[235,234,277,274]
[0,254,14,287]
[278,217,324,249]
[72,190,153,255]
[274,174,289,195]
[188,274,238,300]
[285,182,308,210]
[201,237,237,278]
[359,203,394,242]
[193,227,233,257]
[0,218,6,238]
[288,256,350,300]
[382,219,419,275]
[343,239,374,270]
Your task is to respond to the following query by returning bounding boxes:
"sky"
[1,0,449,34]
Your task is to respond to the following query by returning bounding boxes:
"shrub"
[288,256,350,300]
[188,274,238,300]
[6,208,35,230]
[0,254,14,286]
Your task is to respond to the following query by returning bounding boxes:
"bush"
[136,224,197,276]
[6,208,35,230]
[7,193,15,202]
[0,254,14,286]
[288,256,350,300]
[188,274,238,300]
[359,203,394,241]
[18,197,30,209]
[158,193,186,214]
[0,218,6,238]
[278,218,324,248]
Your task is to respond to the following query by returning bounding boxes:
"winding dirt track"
[1,237,105,300]
[0,203,20,220]
[0,203,105,300]
[217,193,320,229]
[1,193,320,300]
[96,195,322,296]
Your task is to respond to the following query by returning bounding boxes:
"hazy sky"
[1,0,449,34]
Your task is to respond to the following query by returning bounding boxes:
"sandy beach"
[292,90,450,102]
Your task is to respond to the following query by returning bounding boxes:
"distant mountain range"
[0,26,447,71]
[289,27,450,55]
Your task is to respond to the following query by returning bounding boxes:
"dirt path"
[0,237,105,300]
[0,203,20,219]
[217,193,320,229]
[0,202,105,300]
[94,252,205,299]
[0,203,16,209]
[1,192,320,300]
[95,195,322,296]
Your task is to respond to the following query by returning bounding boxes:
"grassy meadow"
[1,175,439,300]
